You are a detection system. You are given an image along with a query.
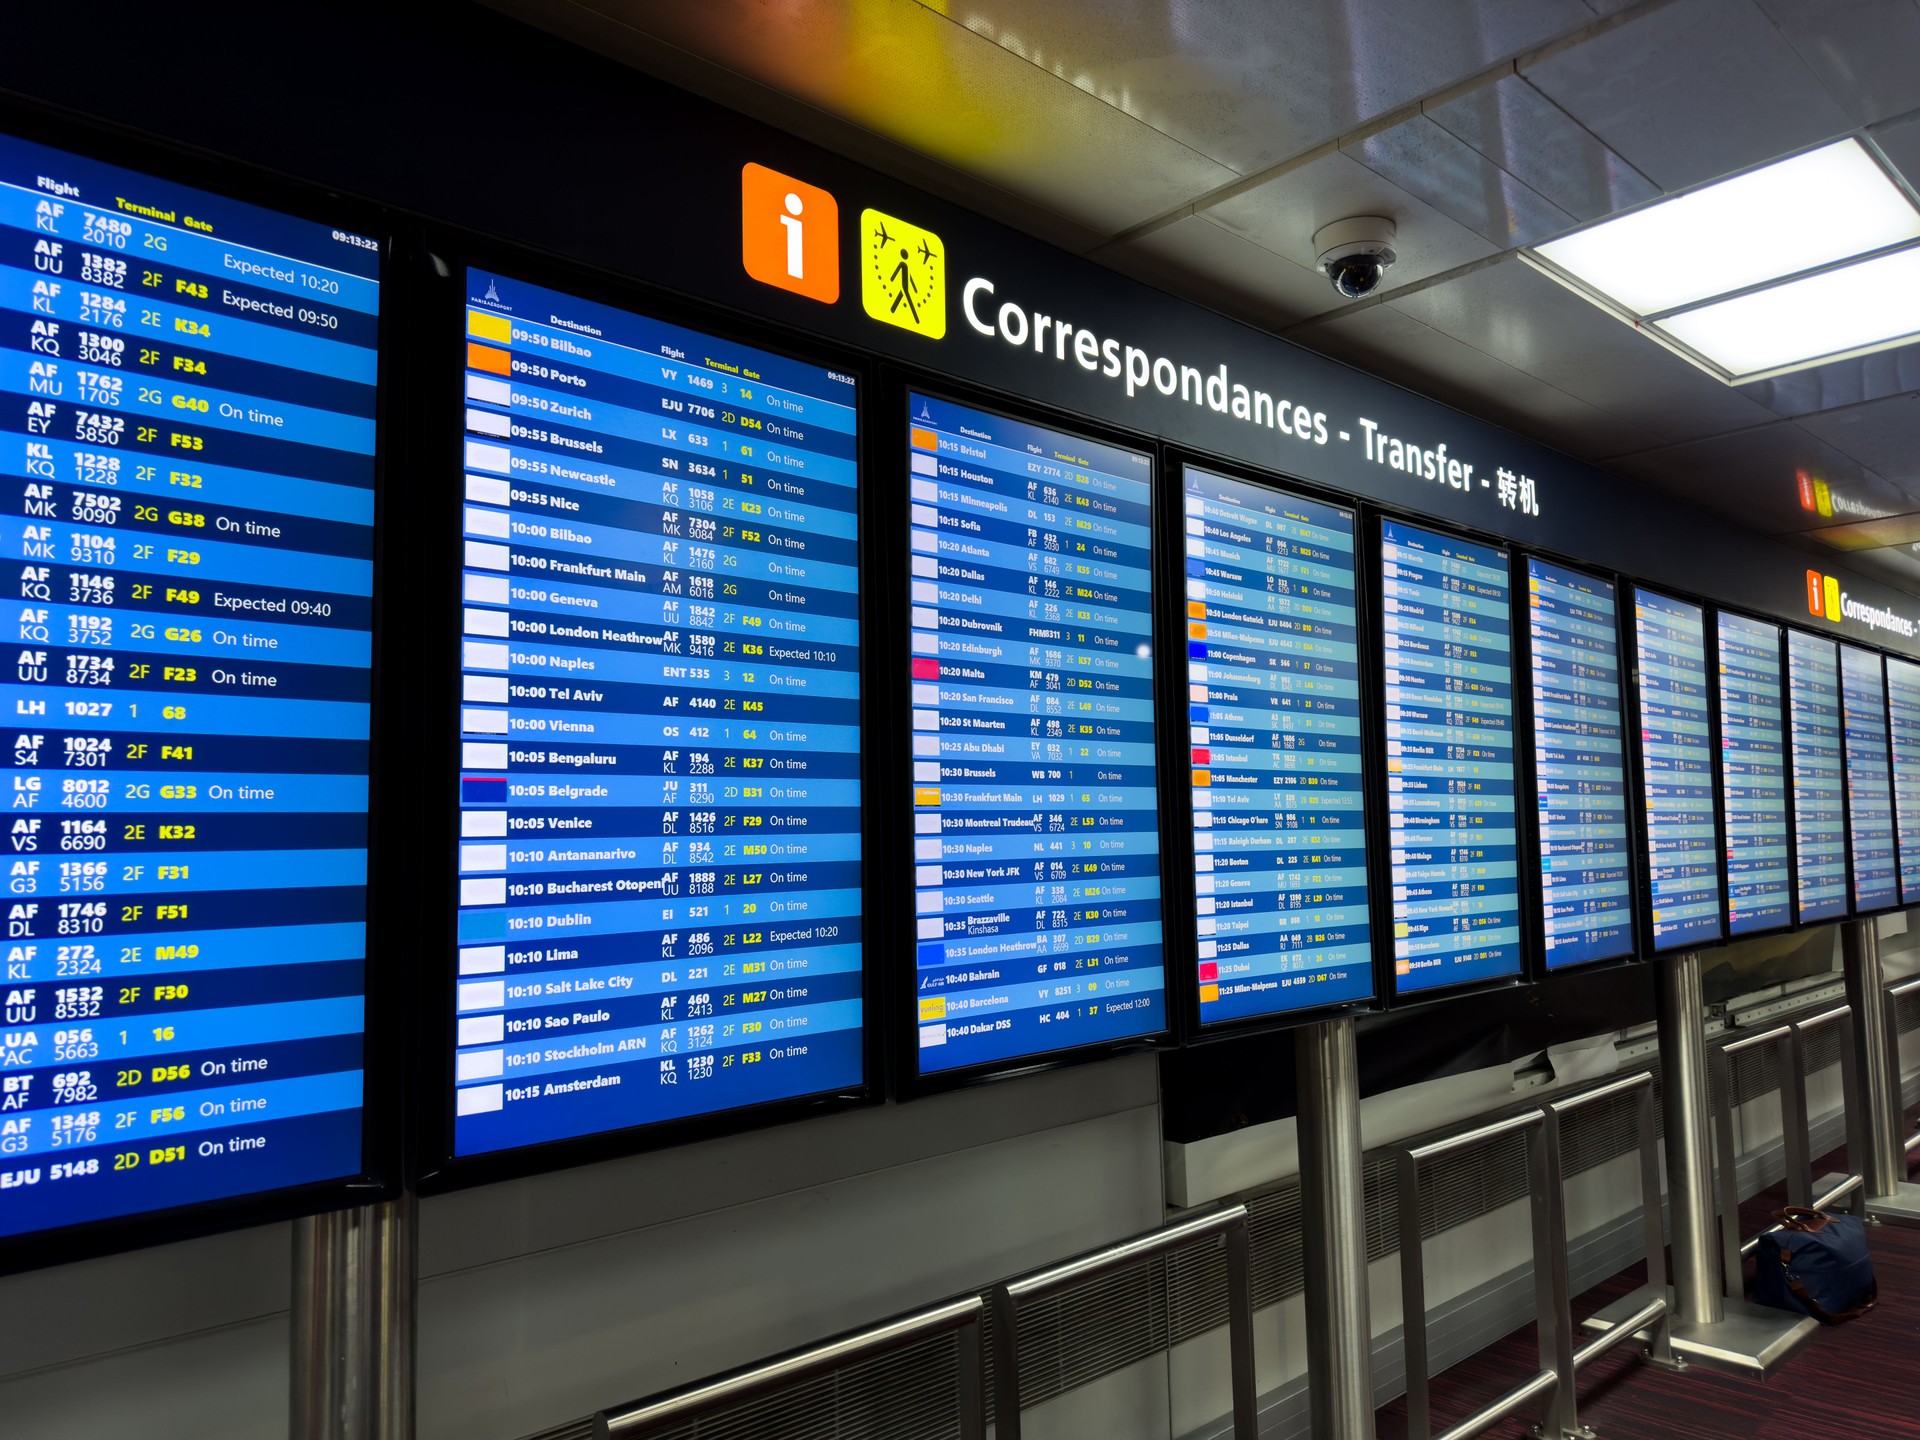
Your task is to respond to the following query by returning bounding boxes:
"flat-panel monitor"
[1379,520,1522,994]
[1786,630,1849,924]
[1715,613,1790,936]
[451,268,864,1157]
[1887,655,1920,905]
[0,126,382,1255]
[1631,589,1723,951]
[1183,466,1371,1026]
[1525,558,1633,969]
[1839,644,1897,912]
[907,394,1164,1077]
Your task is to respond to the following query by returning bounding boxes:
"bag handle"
[1772,1206,1830,1232]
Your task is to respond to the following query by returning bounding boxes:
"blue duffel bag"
[1753,1206,1877,1324]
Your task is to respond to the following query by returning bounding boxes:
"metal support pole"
[1532,1111,1583,1440]
[1843,920,1903,1193]
[1297,1017,1375,1440]
[1224,1221,1260,1434]
[1656,951,1722,1325]
[1583,956,1822,1375]
[292,1194,416,1440]
[1842,919,1920,1224]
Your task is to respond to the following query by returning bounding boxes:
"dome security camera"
[1313,217,1398,299]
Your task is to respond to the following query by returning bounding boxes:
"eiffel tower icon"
[484,278,501,304]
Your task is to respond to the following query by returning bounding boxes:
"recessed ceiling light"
[1659,246,1920,379]
[1526,138,1920,383]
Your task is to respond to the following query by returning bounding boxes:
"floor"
[1376,1135,1920,1440]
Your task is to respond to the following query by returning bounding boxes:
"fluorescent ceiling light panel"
[1657,246,1920,379]
[1536,140,1920,316]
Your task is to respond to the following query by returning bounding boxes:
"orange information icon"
[741,163,840,303]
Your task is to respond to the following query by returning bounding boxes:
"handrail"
[990,1203,1256,1440]
[1397,1108,1564,1440]
[594,1294,986,1438]
[1888,976,1920,1160]
[1000,1202,1246,1302]
[1713,1003,1867,1290]
[1549,1071,1673,1373]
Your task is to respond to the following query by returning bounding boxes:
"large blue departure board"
[1184,467,1370,1025]
[1786,631,1848,924]
[1840,644,1897,912]
[1379,520,1521,993]
[451,270,862,1155]
[908,394,1163,1075]
[1525,558,1631,969]
[0,131,379,1242]
[1632,590,1722,951]
[1887,656,1920,905]
[1716,613,1789,936]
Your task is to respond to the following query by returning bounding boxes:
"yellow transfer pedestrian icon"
[860,208,945,339]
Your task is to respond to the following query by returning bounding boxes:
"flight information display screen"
[452,269,862,1156]
[1632,590,1722,951]
[1786,630,1848,924]
[1379,520,1521,994]
[1525,558,1631,969]
[1887,656,1920,905]
[1716,613,1789,936]
[0,130,380,1241]
[908,394,1163,1074]
[1840,644,1897,912]
[1184,466,1370,1025]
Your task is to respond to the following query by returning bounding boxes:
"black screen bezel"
[1161,447,1382,1044]
[1512,548,1641,977]
[0,95,400,1274]
[1363,504,1530,1009]
[883,371,1175,1100]
[410,237,882,1195]
[1884,649,1920,908]
[1711,605,1797,943]
[1626,582,1729,956]
[1837,641,1902,919]
[1783,626,1854,928]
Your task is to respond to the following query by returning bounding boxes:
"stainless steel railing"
[1396,1070,1671,1440]
[1710,1002,1866,1294]
[593,1294,986,1438]
[1396,1109,1557,1440]
[1551,1071,1673,1376]
[989,1203,1257,1440]
[1888,975,1920,1160]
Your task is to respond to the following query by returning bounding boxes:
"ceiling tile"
[1795,394,1920,491]
[1736,341,1920,418]
[1423,73,1660,223]
[1838,544,1920,588]
[543,0,1238,235]
[1809,511,1920,551]
[1875,112,1920,194]
[1095,214,1346,329]
[1754,0,1920,127]
[1343,115,1575,248]
[904,0,1601,175]
[1378,257,1779,447]
[1297,303,1661,460]
[1606,422,1911,534]
[1205,149,1500,297]
[1521,0,1854,190]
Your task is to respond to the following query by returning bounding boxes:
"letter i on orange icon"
[741,163,840,303]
